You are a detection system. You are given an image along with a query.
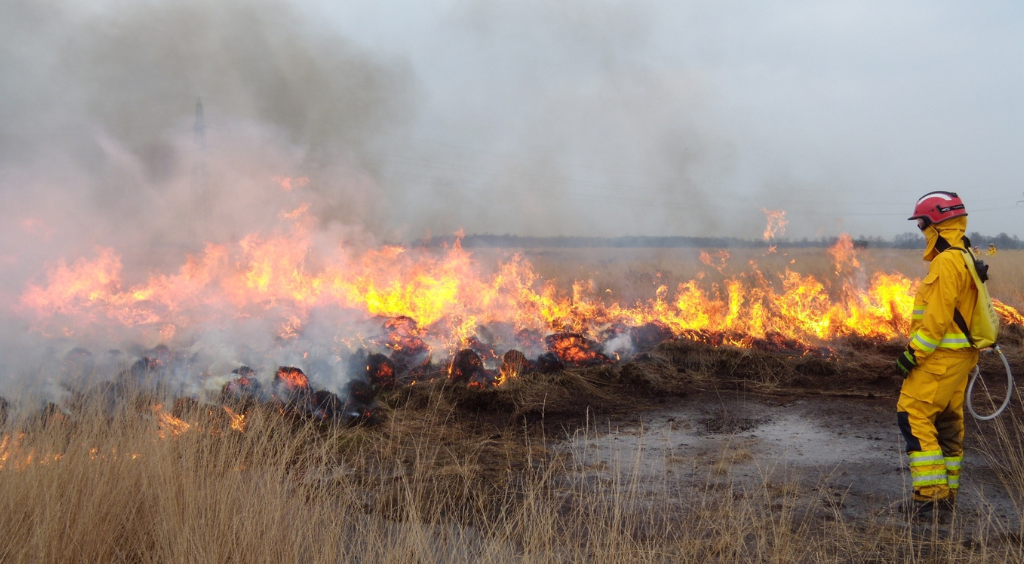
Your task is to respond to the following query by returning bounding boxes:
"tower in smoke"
[189,98,208,245]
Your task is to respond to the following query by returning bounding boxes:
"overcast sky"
[2,0,1022,247]
[306,0,1024,239]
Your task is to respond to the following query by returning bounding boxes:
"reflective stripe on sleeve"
[912,331,940,353]
[939,333,972,349]
[912,307,925,320]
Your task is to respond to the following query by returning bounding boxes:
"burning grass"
[23,207,1020,357]
[17,225,1024,413]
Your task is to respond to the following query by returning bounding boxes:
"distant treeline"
[416,232,1024,250]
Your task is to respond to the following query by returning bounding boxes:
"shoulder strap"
[934,237,966,256]
[946,247,976,347]
[952,309,975,347]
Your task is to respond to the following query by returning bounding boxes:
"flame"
[0,433,65,470]
[279,315,303,341]
[0,437,146,471]
[1,402,251,470]
[275,366,310,391]
[271,176,309,191]
[0,438,142,470]
[152,404,191,439]
[89,448,141,461]
[828,234,861,275]
[12,203,1024,366]
[0,433,25,470]
[994,300,1024,326]
[222,406,246,432]
[368,361,395,386]
[546,333,610,367]
[20,218,53,239]
[699,250,730,273]
[760,209,788,241]
[497,350,527,386]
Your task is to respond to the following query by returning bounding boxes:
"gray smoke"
[0,0,417,403]
[366,0,742,240]
[0,0,412,279]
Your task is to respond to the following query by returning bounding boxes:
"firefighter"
[987,243,997,256]
[896,191,979,516]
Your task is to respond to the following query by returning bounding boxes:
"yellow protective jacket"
[909,216,978,361]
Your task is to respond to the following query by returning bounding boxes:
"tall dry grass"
[1,381,1023,563]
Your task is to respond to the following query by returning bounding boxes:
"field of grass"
[3,382,1024,563]
[1,246,1023,563]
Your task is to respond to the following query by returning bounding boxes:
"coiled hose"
[966,345,1014,421]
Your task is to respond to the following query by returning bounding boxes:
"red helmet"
[908,191,967,225]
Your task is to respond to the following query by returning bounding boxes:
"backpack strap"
[952,308,975,347]
[937,244,977,347]
[931,239,982,347]
[934,237,966,256]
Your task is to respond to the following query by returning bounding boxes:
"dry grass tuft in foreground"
[2,379,1024,563]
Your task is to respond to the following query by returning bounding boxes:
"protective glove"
[896,345,917,379]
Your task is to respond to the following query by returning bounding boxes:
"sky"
[1,0,1023,251]
[309,0,1024,240]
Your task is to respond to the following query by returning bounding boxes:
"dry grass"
[1,379,1024,563]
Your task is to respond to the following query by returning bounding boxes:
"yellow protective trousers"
[896,348,978,501]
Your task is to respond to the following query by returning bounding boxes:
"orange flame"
[152,404,191,439]
[699,250,730,273]
[828,234,861,275]
[271,176,309,191]
[275,367,310,391]
[13,204,1024,358]
[223,406,246,432]
[760,208,788,241]
[994,300,1024,326]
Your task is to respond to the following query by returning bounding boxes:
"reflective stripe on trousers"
[945,455,963,490]
[909,450,947,487]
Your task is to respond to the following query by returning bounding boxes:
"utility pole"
[189,98,208,245]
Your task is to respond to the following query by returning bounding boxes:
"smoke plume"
[0,0,413,400]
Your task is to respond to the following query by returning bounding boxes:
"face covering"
[922,224,940,261]
[920,215,968,262]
